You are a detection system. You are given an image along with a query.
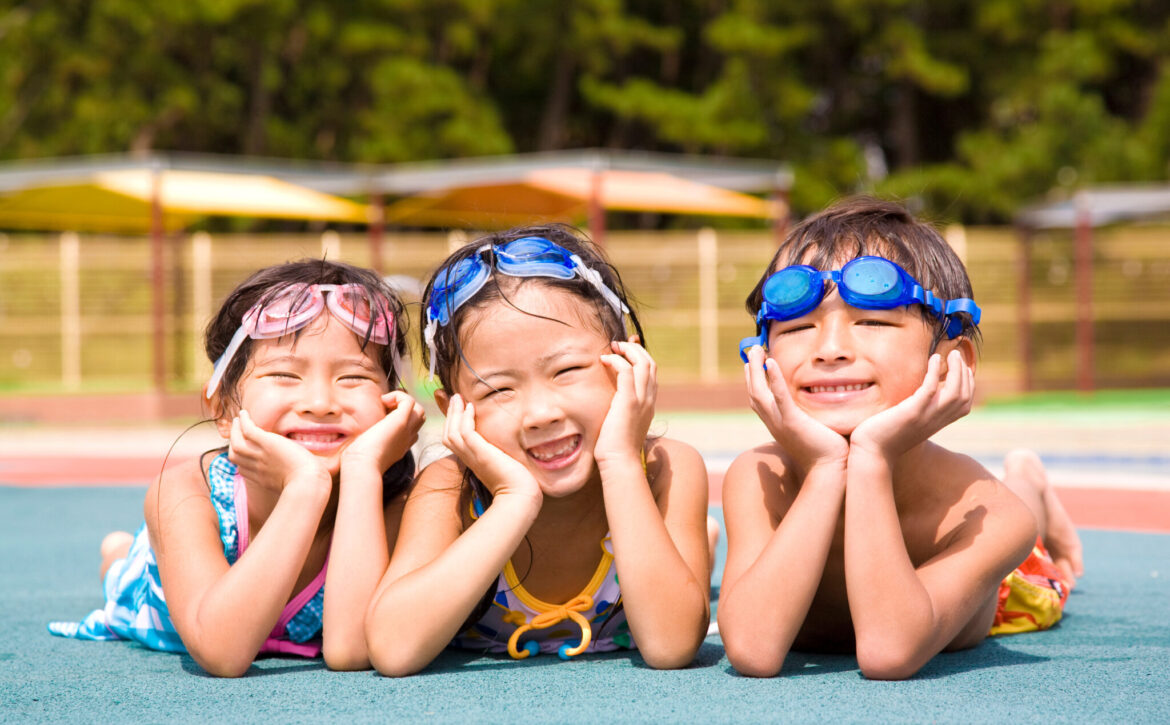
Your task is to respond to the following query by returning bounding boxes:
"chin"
[533,461,597,499]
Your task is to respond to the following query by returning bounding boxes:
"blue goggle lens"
[430,255,489,325]
[761,266,825,320]
[495,237,576,279]
[840,257,904,304]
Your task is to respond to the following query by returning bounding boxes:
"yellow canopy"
[0,169,369,233]
[384,167,778,228]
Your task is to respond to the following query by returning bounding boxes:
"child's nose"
[813,316,854,363]
[521,386,564,429]
[299,377,340,416]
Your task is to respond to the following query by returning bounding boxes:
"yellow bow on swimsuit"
[507,594,594,661]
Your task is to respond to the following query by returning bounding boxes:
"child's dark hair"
[747,196,982,349]
[204,258,413,500]
[421,223,645,393]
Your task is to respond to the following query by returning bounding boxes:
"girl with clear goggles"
[739,256,981,362]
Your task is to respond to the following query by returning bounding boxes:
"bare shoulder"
[412,454,464,492]
[645,436,705,479]
[142,451,224,550]
[404,455,468,519]
[143,453,218,520]
[917,445,1036,557]
[645,436,709,499]
[722,441,793,514]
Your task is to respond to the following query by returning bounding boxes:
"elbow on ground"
[367,645,427,678]
[856,647,926,681]
[722,638,785,678]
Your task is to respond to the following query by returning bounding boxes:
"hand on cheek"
[596,341,656,466]
[229,409,329,495]
[442,394,542,506]
[850,349,975,459]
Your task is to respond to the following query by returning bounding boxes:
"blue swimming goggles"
[738,256,981,362]
[423,236,629,376]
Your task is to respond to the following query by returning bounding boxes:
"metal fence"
[2,225,1168,396]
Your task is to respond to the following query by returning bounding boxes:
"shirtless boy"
[718,197,1082,680]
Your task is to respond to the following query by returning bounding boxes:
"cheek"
[467,401,519,448]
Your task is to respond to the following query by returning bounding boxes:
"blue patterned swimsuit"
[48,452,328,657]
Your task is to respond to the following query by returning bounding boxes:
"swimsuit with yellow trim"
[448,493,633,660]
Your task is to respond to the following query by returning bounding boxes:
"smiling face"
[765,286,946,437]
[446,284,617,498]
[214,314,391,475]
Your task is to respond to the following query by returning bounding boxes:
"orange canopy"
[383,167,779,228]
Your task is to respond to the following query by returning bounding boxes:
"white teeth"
[289,432,340,443]
[808,384,869,394]
[529,436,579,461]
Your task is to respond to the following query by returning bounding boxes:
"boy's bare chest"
[794,516,948,652]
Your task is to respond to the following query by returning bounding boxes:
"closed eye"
[480,386,513,400]
[774,324,813,336]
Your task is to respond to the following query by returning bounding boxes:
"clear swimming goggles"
[206,283,394,398]
[423,236,629,377]
[739,256,981,362]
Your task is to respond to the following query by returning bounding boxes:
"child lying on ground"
[718,197,1083,679]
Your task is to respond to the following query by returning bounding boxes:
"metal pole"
[772,182,791,246]
[1017,226,1033,392]
[1074,193,1095,392]
[588,162,606,246]
[698,227,718,383]
[150,164,166,393]
[59,231,81,390]
[369,191,385,273]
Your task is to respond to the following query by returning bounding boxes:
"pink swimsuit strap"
[233,475,329,655]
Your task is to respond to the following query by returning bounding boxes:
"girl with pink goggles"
[206,283,395,398]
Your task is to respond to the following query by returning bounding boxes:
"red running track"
[2,456,1168,534]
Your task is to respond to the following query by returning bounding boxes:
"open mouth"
[804,383,872,394]
[286,431,346,452]
[526,434,582,469]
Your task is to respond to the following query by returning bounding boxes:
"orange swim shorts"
[989,537,1072,636]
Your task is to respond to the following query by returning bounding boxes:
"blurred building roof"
[1017,185,1170,230]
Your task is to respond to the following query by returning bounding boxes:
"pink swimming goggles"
[206,283,394,398]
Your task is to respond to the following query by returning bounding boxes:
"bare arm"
[365,396,543,677]
[718,347,850,677]
[599,439,710,668]
[717,451,845,677]
[844,351,1035,680]
[323,392,425,671]
[595,342,708,668]
[147,414,331,677]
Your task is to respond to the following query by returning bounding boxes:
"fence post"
[698,227,718,383]
[59,231,81,390]
[944,224,968,265]
[321,230,342,260]
[447,229,467,254]
[192,232,213,385]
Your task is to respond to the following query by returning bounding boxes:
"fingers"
[613,340,657,402]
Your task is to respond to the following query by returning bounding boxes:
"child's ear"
[203,386,235,438]
[938,335,978,375]
[434,389,451,416]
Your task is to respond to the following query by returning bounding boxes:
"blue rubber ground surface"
[3,486,1168,723]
